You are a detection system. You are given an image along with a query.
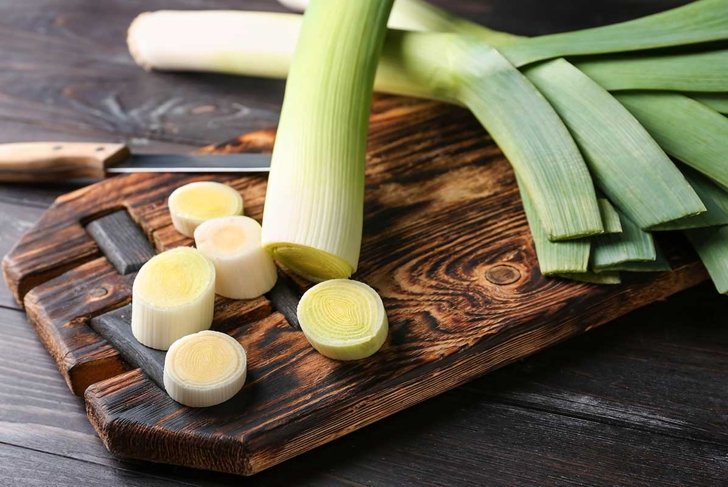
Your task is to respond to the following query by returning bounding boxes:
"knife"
[0,142,272,183]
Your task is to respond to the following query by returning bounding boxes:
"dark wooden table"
[0,1,726,485]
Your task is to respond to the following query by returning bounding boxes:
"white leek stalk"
[260,0,394,282]
[129,11,299,79]
[194,216,278,299]
[168,181,243,237]
[132,247,216,350]
[164,330,247,407]
[297,279,388,360]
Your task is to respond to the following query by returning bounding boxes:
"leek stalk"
[260,0,394,281]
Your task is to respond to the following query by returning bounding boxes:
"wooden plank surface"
[1,0,725,485]
[4,91,709,474]
[2,290,727,486]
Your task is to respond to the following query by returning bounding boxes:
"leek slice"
[164,330,247,407]
[260,0,394,282]
[617,92,728,190]
[297,279,388,360]
[591,212,657,271]
[132,247,216,350]
[517,178,589,275]
[194,216,278,300]
[168,181,243,238]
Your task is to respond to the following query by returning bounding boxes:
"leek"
[261,0,394,281]
[597,249,671,273]
[591,212,657,271]
[685,226,728,294]
[576,49,728,93]
[559,272,621,285]
[126,4,728,287]
[617,93,728,190]
[653,168,728,230]
[388,0,707,229]
[523,59,704,229]
[517,177,590,275]
[691,93,728,114]
[487,0,728,67]
[598,199,622,234]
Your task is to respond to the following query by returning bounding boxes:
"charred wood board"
[1,96,708,475]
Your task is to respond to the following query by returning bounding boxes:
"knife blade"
[0,142,271,183]
[107,153,272,174]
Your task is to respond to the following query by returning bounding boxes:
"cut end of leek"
[168,181,243,238]
[132,247,216,350]
[266,243,354,283]
[127,12,159,70]
[297,279,388,361]
[194,216,278,299]
[164,330,247,407]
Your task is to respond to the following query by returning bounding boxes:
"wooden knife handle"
[0,142,130,183]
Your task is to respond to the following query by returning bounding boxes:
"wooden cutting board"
[2,95,707,476]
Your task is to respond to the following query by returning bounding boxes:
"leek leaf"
[617,92,728,191]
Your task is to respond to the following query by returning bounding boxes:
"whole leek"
[260,0,393,281]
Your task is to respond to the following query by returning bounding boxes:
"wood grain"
[22,258,133,395]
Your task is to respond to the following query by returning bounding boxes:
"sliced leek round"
[164,330,247,407]
[168,181,243,237]
[131,247,216,350]
[194,216,278,299]
[297,279,388,360]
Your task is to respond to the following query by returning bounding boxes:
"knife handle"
[0,142,130,183]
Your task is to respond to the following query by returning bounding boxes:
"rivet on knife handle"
[0,142,130,183]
